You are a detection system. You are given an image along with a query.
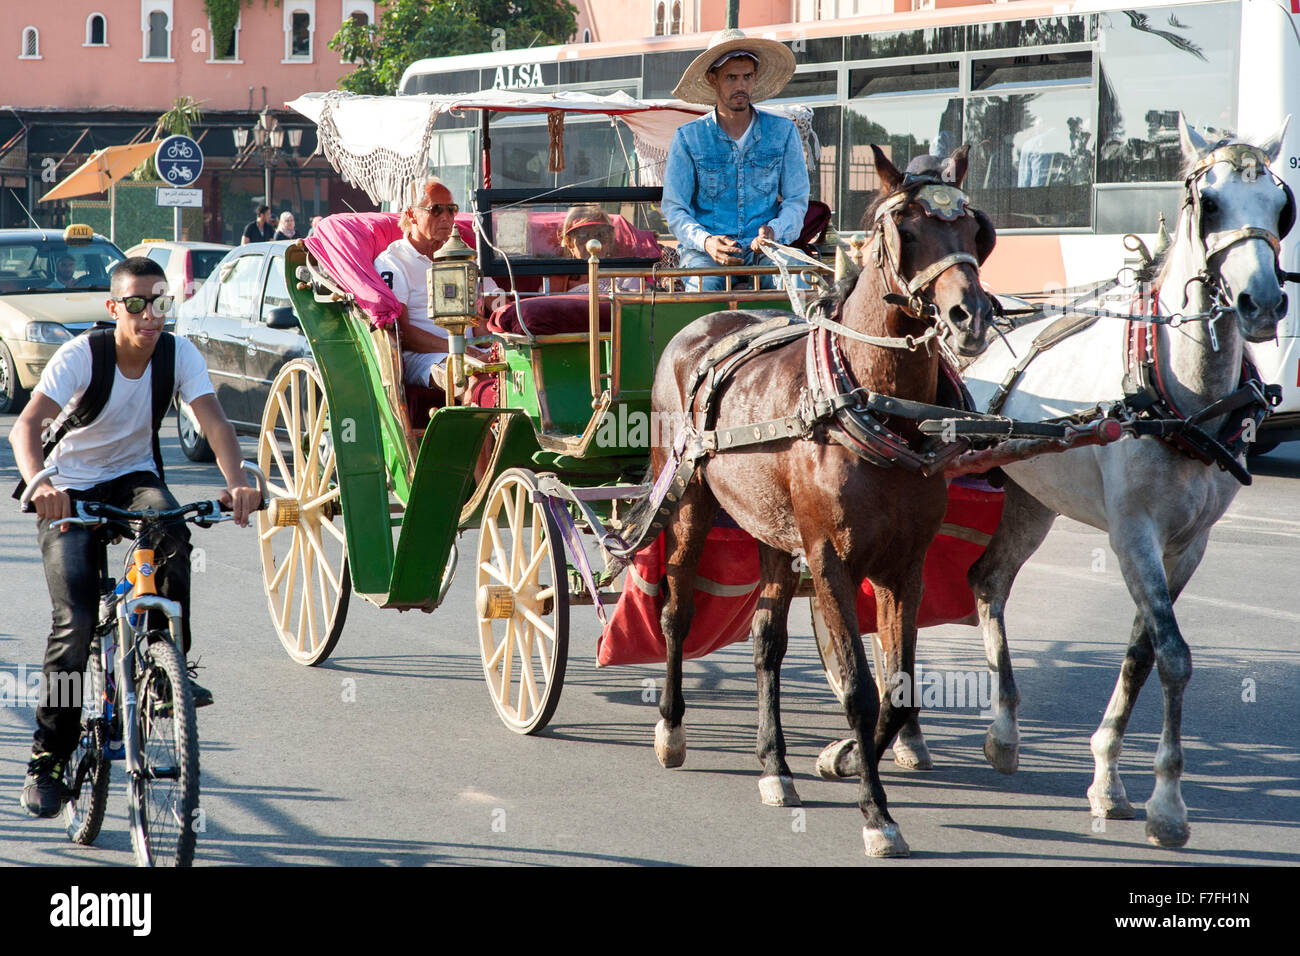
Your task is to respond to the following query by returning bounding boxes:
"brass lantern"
[427,231,479,401]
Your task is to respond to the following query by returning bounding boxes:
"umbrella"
[38,140,161,244]
[38,141,160,202]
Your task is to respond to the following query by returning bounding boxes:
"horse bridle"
[868,177,984,338]
[1179,142,1295,312]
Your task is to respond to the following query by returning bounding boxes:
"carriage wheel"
[810,596,885,705]
[476,469,569,735]
[258,360,351,666]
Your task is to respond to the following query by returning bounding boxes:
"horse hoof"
[983,732,1019,775]
[892,739,933,771]
[654,719,686,769]
[863,823,910,858]
[758,775,801,807]
[1087,784,1135,820]
[815,739,857,779]
[1145,818,1191,848]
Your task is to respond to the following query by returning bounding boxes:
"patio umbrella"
[39,141,161,243]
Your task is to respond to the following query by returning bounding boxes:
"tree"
[132,96,205,181]
[330,0,579,95]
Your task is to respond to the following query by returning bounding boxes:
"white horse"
[954,116,1292,847]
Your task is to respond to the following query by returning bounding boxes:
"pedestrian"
[242,205,275,244]
[273,211,297,240]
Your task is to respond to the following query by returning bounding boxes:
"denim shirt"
[662,108,810,256]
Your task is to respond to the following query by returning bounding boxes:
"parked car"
[173,240,307,460]
[0,225,126,413]
[124,239,233,309]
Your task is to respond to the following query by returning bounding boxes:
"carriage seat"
[487,295,612,336]
[302,211,478,330]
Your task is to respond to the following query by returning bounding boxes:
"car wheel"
[0,341,30,414]
[1246,437,1280,462]
[176,402,215,462]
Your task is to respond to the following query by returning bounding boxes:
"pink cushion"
[303,212,477,329]
[487,295,611,336]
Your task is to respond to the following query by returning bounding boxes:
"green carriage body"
[282,240,790,611]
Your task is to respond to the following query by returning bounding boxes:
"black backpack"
[13,325,176,499]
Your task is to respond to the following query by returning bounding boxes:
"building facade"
[3,0,380,244]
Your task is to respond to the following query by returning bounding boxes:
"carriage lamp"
[428,231,479,402]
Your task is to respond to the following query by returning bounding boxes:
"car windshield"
[191,249,228,281]
[0,238,123,294]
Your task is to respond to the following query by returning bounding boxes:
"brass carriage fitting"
[477,585,515,619]
[269,498,300,527]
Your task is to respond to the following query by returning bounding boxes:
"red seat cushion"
[487,295,612,336]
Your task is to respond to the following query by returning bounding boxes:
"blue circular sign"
[155,135,204,187]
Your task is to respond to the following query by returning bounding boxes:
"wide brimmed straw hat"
[672,28,796,105]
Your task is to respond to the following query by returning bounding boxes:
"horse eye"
[899,229,918,245]
[1200,196,1218,215]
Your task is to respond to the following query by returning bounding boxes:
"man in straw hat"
[662,28,809,291]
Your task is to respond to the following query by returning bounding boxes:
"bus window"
[842,97,963,231]
[1097,1,1240,185]
[965,90,1094,229]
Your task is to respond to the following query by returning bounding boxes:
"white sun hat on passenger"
[672,28,796,106]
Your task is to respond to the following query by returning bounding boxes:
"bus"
[400,0,1300,452]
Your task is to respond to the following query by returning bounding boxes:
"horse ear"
[1258,114,1290,165]
[871,145,904,193]
[944,144,971,188]
[973,208,997,265]
[1178,113,1210,165]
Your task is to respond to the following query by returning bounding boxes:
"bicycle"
[21,462,267,866]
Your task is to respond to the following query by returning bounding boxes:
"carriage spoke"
[260,522,285,543]
[302,522,341,593]
[519,544,547,590]
[509,488,526,582]
[498,619,515,705]
[303,485,340,515]
[519,605,555,641]
[278,529,300,632]
[290,373,303,482]
[300,530,320,651]
[517,623,540,717]
[486,627,510,671]
[480,561,510,587]
[485,518,507,574]
[265,436,293,493]
[320,518,346,545]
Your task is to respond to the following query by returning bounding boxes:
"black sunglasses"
[113,294,174,315]
[416,203,459,217]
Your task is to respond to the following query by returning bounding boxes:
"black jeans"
[33,471,192,760]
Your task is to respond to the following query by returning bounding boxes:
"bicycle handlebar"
[21,460,270,518]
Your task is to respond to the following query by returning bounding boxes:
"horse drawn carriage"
[253,89,1293,855]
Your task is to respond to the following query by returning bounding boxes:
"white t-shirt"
[375,236,452,385]
[35,334,215,491]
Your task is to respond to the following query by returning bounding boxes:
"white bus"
[401,0,1300,452]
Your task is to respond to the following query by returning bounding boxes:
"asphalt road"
[1,413,1297,867]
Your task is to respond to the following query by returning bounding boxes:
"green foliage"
[133,97,206,182]
[204,0,242,58]
[330,0,579,95]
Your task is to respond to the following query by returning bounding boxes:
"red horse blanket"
[596,479,1004,667]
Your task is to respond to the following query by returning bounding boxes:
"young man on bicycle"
[11,256,261,819]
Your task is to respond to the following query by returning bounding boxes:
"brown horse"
[647,145,996,856]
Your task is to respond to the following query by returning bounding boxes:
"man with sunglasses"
[374,178,491,398]
[11,256,261,819]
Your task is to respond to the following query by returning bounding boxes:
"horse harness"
[983,143,1289,486]
[605,178,1014,562]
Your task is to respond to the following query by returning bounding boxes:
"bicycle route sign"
[154,135,204,188]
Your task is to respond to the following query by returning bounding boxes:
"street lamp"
[232,108,300,210]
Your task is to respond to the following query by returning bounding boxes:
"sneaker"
[186,661,213,708]
[21,752,68,818]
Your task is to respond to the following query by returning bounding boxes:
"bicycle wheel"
[64,640,110,845]
[128,638,199,867]
[64,720,110,845]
